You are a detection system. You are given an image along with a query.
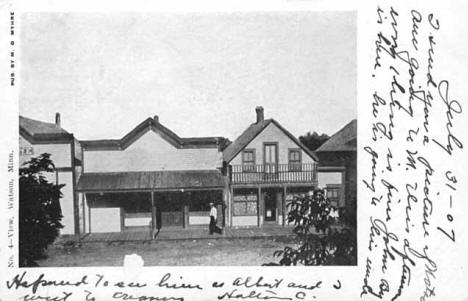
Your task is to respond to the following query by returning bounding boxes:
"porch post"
[183,204,189,228]
[84,193,90,233]
[340,170,346,208]
[229,186,234,227]
[151,191,156,237]
[282,186,287,227]
[257,186,262,227]
[222,189,227,227]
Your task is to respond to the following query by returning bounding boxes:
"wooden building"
[223,107,318,227]
[314,119,357,210]
[76,116,228,233]
[19,114,81,235]
[20,110,355,235]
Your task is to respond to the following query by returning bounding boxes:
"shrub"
[269,189,356,266]
[19,153,64,267]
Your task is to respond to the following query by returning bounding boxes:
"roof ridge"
[81,116,225,150]
[223,118,318,163]
[315,119,357,152]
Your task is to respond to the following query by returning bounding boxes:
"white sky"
[19,11,356,141]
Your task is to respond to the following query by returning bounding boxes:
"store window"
[233,189,258,216]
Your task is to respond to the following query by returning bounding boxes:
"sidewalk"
[71,226,296,244]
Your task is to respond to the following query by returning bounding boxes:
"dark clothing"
[209,216,222,234]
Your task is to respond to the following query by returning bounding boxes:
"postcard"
[0,0,467,300]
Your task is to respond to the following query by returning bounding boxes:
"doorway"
[263,188,282,222]
[155,192,184,229]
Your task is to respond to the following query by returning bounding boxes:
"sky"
[19,11,356,141]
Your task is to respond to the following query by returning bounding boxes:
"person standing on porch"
[209,202,222,234]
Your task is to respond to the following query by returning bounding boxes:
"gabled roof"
[315,119,357,152]
[81,117,228,151]
[19,115,74,144]
[223,119,318,163]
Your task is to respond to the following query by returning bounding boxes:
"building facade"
[76,116,228,234]
[223,107,318,227]
[19,114,81,235]
[20,109,355,235]
[315,119,357,212]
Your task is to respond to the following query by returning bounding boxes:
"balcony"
[230,163,317,185]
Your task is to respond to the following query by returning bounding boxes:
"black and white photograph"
[3,1,468,300]
[17,11,357,267]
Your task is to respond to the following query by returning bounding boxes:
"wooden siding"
[317,171,342,186]
[90,207,121,233]
[84,131,221,172]
[19,136,72,168]
[230,123,315,166]
[19,135,76,235]
[58,172,75,235]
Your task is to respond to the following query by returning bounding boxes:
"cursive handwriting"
[7,272,88,294]
[218,289,292,301]
[363,6,462,300]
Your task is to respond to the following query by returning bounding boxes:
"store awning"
[77,170,226,192]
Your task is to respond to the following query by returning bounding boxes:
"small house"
[223,107,319,227]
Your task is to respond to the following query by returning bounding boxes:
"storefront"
[229,185,314,227]
[77,170,227,233]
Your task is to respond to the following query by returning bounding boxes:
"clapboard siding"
[84,131,222,172]
[230,123,315,166]
[19,136,72,168]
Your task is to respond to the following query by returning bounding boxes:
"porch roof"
[77,170,226,192]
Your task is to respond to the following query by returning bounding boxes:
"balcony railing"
[230,163,317,184]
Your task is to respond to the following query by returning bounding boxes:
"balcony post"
[282,185,287,227]
[257,186,262,227]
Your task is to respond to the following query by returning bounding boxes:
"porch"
[77,170,228,234]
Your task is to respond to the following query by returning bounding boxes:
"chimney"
[55,112,61,127]
[153,115,159,123]
[255,106,264,123]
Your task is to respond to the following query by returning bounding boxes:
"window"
[326,185,341,206]
[188,191,221,212]
[264,143,278,174]
[233,190,258,216]
[19,147,34,156]
[242,149,256,172]
[288,149,302,171]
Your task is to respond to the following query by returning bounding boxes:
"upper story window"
[288,149,302,171]
[242,149,256,172]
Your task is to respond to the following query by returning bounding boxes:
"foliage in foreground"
[267,189,356,266]
[19,153,64,267]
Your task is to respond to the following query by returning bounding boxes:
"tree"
[19,153,64,267]
[299,131,330,151]
[267,189,356,266]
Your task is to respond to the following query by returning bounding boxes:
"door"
[160,210,183,227]
[264,191,277,222]
[264,143,278,180]
[156,193,184,228]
